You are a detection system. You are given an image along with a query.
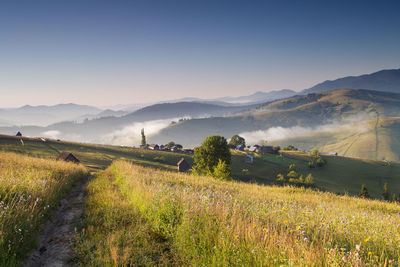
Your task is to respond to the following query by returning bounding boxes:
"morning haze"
[1,1,400,266]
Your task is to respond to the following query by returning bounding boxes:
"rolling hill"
[0,103,104,126]
[0,134,400,198]
[302,68,400,94]
[0,102,254,144]
[151,89,400,153]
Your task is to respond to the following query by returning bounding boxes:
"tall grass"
[0,152,88,266]
[76,160,400,266]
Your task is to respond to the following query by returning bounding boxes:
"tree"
[359,184,370,199]
[213,159,231,180]
[228,135,246,147]
[305,173,314,185]
[273,146,281,154]
[276,173,285,182]
[141,128,146,146]
[166,141,175,149]
[193,135,231,178]
[311,149,320,157]
[382,182,390,201]
[175,144,183,149]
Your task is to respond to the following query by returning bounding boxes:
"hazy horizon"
[1,0,400,107]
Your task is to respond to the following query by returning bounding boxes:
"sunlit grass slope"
[269,117,400,162]
[1,134,400,198]
[0,151,88,266]
[75,161,400,266]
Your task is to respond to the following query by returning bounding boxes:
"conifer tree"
[382,182,390,201]
[359,184,370,199]
[141,128,146,146]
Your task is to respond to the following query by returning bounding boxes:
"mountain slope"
[151,89,400,157]
[303,68,400,94]
[0,104,103,126]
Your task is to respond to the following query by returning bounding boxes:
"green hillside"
[1,134,400,199]
[269,117,400,162]
[152,89,400,157]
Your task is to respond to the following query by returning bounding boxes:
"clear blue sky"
[1,0,399,107]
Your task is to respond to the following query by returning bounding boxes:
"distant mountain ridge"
[302,68,400,94]
[0,103,103,126]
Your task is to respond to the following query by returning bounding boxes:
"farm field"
[1,134,400,198]
[0,151,88,266]
[74,161,400,266]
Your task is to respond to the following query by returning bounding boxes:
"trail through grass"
[0,152,88,266]
[74,161,400,266]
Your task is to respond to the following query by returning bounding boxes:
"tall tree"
[141,128,146,146]
[382,182,390,201]
[359,184,370,199]
[193,135,231,179]
[228,135,246,147]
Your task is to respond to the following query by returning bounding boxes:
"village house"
[148,144,160,150]
[15,131,22,137]
[177,158,190,172]
[235,144,245,151]
[57,152,80,164]
[258,146,274,154]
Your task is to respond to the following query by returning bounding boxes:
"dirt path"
[24,177,89,267]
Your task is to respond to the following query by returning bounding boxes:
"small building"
[15,131,22,137]
[329,152,338,156]
[248,146,257,152]
[57,152,80,164]
[170,146,178,152]
[258,146,274,154]
[148,144,160,150]
[177,158,190,172]
[244,155,254,164]
[236,144,245,151]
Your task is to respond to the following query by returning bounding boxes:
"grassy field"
[1,134,400,198]
[0,151,88,266]
[74,161,400,266]
[269,117,400,162]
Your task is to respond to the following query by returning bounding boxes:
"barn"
[57,152,80,164]
[177,158,190,172]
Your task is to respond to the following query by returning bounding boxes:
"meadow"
[0,151,88,266]
[74,160,400,266]
[1,134,400,198]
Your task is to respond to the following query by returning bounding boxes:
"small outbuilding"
[236,144,245,151]
[57,152,80,164]
[177,158,190,172]
[148,144,160,150]
[244,154,254,164]
[15,131,22,137]
[329,152,338,156]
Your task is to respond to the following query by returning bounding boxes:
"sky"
[1,0,399,108]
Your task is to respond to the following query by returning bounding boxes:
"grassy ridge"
[75,161,400,266]
[0,151,88,266]
[1,134,400,198]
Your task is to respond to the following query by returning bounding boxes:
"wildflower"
[342,256,346,262]
[303,237,309,242]
[284,220,288,224]
[368,251,372,256]
[296,226,301,231]
[301,231,306,235]
[355,244,360,251]
[262,228,267,232]
[252,225,256,229]
[364,237,370,242]
[234,234,239,239]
